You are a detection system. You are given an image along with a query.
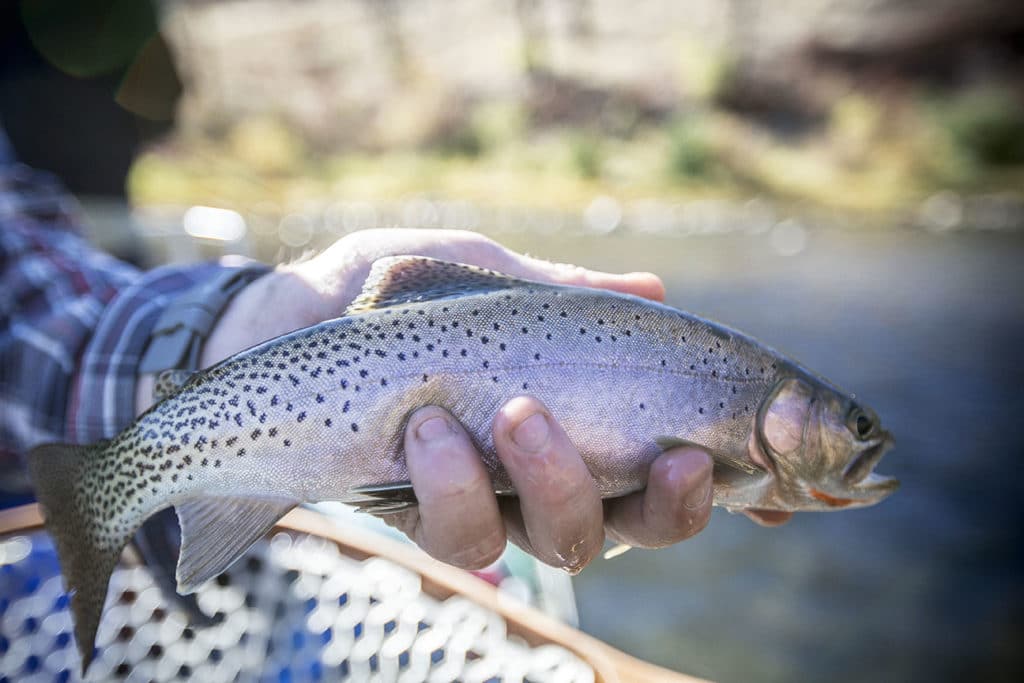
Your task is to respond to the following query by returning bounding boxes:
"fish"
[27,255,898,672]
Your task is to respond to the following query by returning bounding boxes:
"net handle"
[0,503,711,683]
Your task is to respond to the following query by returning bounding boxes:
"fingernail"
[416,416,452,442]
[681,452,713,510]
[511,413,550,452]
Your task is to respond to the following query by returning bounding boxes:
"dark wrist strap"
[139,264,271,373]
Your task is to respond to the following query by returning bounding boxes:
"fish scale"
[27,255,898,673]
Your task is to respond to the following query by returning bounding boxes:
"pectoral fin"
[175,496,296,594]
[656,436,762,476]
[349,481,419,514]
[348,480,517,515]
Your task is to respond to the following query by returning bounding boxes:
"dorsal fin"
[345,256,530,315]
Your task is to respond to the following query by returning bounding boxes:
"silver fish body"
[28,256,897,671]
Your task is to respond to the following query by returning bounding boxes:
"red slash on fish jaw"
[808,488,857,508]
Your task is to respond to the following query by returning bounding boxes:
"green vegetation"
[129,80,1024,218]
[667,116,715,180]
[931,88,1024,168]
[571,133,603,179]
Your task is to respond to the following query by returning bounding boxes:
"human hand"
[393,397,715,572]
[137,228,786,570]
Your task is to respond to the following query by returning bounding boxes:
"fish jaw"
[808,430,899,509]
[781,426,899,512]
[712,383,900,513]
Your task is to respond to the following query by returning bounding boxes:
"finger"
[403,406,506,569]
[492,396,605,572]
[495,497,536,557]
[341,229,666,302]
[494,250,665,302]
[603,448,713,549]
[744,509,793,527]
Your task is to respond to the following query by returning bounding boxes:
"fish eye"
[848,409,875,439]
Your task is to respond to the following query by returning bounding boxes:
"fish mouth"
[843,431,899,495]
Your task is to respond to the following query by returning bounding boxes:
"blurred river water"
[513,228,1024,683]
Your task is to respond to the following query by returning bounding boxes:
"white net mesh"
[0,532,594,682]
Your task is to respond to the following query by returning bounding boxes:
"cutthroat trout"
[28,256,898,671]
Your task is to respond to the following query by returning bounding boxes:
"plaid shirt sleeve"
[0,132,231,499]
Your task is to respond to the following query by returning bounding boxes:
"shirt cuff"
[66,261,232,443]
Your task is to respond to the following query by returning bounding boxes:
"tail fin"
[28,440,126,674]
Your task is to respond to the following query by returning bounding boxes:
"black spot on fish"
[351,423,359,432]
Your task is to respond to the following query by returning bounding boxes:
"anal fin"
[175,496,295,594]
[133,508,214,625]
